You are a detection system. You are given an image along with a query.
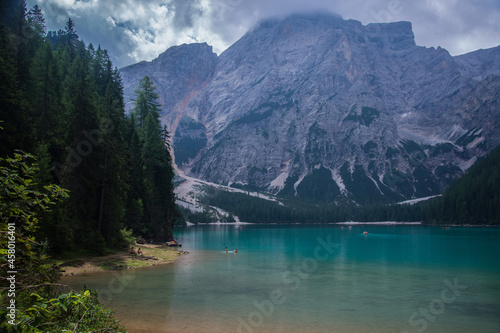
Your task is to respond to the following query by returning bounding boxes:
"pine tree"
[132,76,161,128]
[2,3,182,253]
[94,54,129,245]
[130,76,177,240]
[64,17,78,48]
[26,5,46,42]
[0,0,34,156]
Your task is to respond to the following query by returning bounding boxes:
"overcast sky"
[26,0,500,68]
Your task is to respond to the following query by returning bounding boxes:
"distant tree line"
[0,1,181,255]
[204,145,500,225]
[203,190,423,223]
[422,145,500,225]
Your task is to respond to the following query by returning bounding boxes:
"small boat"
[166,241,182,247]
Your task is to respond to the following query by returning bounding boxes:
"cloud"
[171,0,204,29]
[26,0,500,68]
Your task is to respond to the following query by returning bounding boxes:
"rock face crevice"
[120,13,500,205]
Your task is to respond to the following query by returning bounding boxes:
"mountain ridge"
[120,13,500,206]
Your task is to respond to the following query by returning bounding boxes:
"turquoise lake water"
[64,225,500,333]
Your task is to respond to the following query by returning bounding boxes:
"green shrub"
[1,289,126,332]
[119,227,137,247]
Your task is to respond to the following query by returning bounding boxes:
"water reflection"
[63,225,500,333]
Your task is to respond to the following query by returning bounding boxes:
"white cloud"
[27,0,500,68]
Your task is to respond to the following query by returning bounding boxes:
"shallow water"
[63,225,500,333]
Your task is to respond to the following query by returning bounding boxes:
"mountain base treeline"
[202,189,423,223]
[422,145,500,225]
[200,144,500,225]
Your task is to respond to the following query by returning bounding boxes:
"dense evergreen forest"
[0,1,181,255]
[1,1,181,331]
[202,188,423,223]
[422,145,500,225]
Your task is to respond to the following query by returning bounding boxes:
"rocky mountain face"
[121,43,218,128]
[120,13,500,205]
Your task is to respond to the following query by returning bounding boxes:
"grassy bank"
[51,244,186,276]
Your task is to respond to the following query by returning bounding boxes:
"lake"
[63,225,500,333]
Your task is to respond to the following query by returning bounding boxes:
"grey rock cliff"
[120,43,218,130]
[120,13,500,205]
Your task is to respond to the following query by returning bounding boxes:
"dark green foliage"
[278,174,299,197]
[204,190,297,223]
[129,76,179,241]
[2,289,126,332]
[0,152,124,332]
[0,0,35,156]
[296,166,341,202]
[423,145,500,225]
[0,2,181,331]
[132,76,161,128]
[177,205,218,224]
[305,122,332,165]
[0,2,181,251]
[434,163,462,186]
[173,119,207,165]
[383,169,414,199]
[0,152,68,302]
[340,163,385,204]
[413,165,440,197]
[203,187,423,224]
[202,129,498,226]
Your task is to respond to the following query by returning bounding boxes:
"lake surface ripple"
[64,225,500,333]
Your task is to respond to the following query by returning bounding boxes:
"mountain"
[120,13,500,206]
[120,43,218,127]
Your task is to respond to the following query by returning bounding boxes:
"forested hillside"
[423,145,500,225]
[0,1,181,255]
[201,144,500,225]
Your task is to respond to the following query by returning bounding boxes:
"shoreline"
[55,243,186,277]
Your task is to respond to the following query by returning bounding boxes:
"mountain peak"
[120,17,500,205]
[157,42,216,60]
[365,21,415,50]
[242,13,415,54]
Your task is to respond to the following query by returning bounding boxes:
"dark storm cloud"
[172,0,204,29]
[47,1,68,18]
[26,0,500,68]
